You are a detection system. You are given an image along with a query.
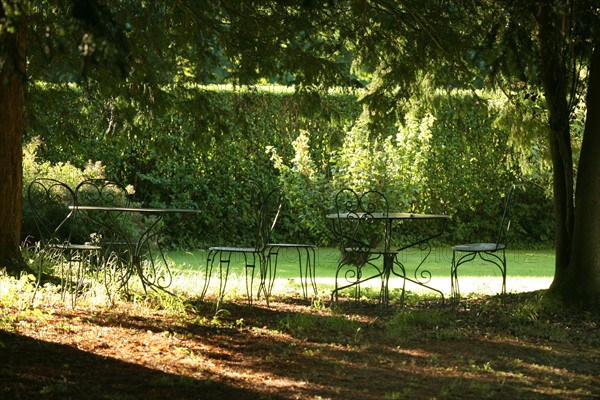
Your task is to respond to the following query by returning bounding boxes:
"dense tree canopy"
[1,0,599,309]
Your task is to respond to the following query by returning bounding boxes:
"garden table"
[326,212,449,304]
[70,206,200,294]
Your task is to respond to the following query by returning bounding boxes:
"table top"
[70,205,201,214]
[326,212,449,220]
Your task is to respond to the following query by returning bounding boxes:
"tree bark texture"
[536,2,600,310]
[555,44,600,309]
[0,3,27,273]
[535,3,575,286]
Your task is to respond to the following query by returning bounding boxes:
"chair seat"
[452,243,506,252]
[344,247,397,255]
[85,241,129,248]
[267,243,316,248]
[49,243,102,251]
[209,246,257,253]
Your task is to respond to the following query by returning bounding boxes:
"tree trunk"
[0,4,27,274]
[536,2,600,310]
[550,43,600,310]
[535,3,575,285]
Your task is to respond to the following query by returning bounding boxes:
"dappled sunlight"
[1,266,597,399]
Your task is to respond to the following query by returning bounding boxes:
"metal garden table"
[70,206,200,294]
[327,212,449,304]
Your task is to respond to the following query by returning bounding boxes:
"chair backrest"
[27,178,79,246]
[75,179,131,207]
[74,179,133,242]
[331,188,390,253]
[494,184,516,249]
[256,188,282,250]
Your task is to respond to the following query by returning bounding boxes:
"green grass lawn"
[166,247,555,296]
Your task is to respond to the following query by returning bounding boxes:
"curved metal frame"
[27,178,102,305]
[390,240,445,304]
[451,247,507,300]
[450,185,516,301]
[201,188,281,306]
[261,188,318,302]
[329,188,392,305]
[328,189,448,306]
[75,179,134,297]
[263,243,317,301]
[202,246,264,307]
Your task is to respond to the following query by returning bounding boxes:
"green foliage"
[278,312,365,344]
[25,82,555,250]
[25,83,360,248]
[272,86,553,246]
[0,271,37,313]
[387,308,466,340]
[22,139,107,243]
[458,292,597,343]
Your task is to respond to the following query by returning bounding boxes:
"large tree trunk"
[0,4,27,274]
[551,44,600,310]
[536,2,600,310]
[535,3,575,285]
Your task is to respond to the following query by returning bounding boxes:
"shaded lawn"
[1,292,598,400]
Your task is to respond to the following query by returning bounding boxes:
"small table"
[71,206,200,293]
[326,212,449,304]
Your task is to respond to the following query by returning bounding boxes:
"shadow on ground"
[0,330,282,400]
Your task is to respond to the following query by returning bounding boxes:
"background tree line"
[23,81,555,250]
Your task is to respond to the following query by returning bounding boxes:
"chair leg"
[381,254,393,306]
[353,265,362,305]
[290,247,313,300]
[217,253,232,306]
[262,248,278,300]
[307,247,318,298]
[31,245,47,304]
[243,252,260,305]
[201,250,216,300]
[259,251,271,306]
[331,261,347,304]
[391,258,407,305]
[262,246,317,302]
[293,248,307,299]
[203,250,232,307]
[452,250,506,302]
[500,249,507,295]
[64,253,80,306]
[244,253,252,304]
[450,251,458,302]
[301,247,318,299]
[478,250,507,296]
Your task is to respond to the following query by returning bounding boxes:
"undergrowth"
[1,267,598,349]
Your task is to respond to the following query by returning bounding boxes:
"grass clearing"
[167,247,555,299]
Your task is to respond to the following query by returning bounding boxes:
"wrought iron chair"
[201,188,281,306]
[262,189,317,301]
[75,179,133,297]
[450,185,516,301]
[27,178,102,304]
[328,188,398,305]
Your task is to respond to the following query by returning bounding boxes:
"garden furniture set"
[27,178,199,303]
[200,188,317,307]
[27,177,514,306]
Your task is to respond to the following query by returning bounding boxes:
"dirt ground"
[1,294,599,400]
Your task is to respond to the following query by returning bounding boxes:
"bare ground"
[1,292,599,399]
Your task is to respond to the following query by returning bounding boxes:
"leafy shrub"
[25,83,555,249]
